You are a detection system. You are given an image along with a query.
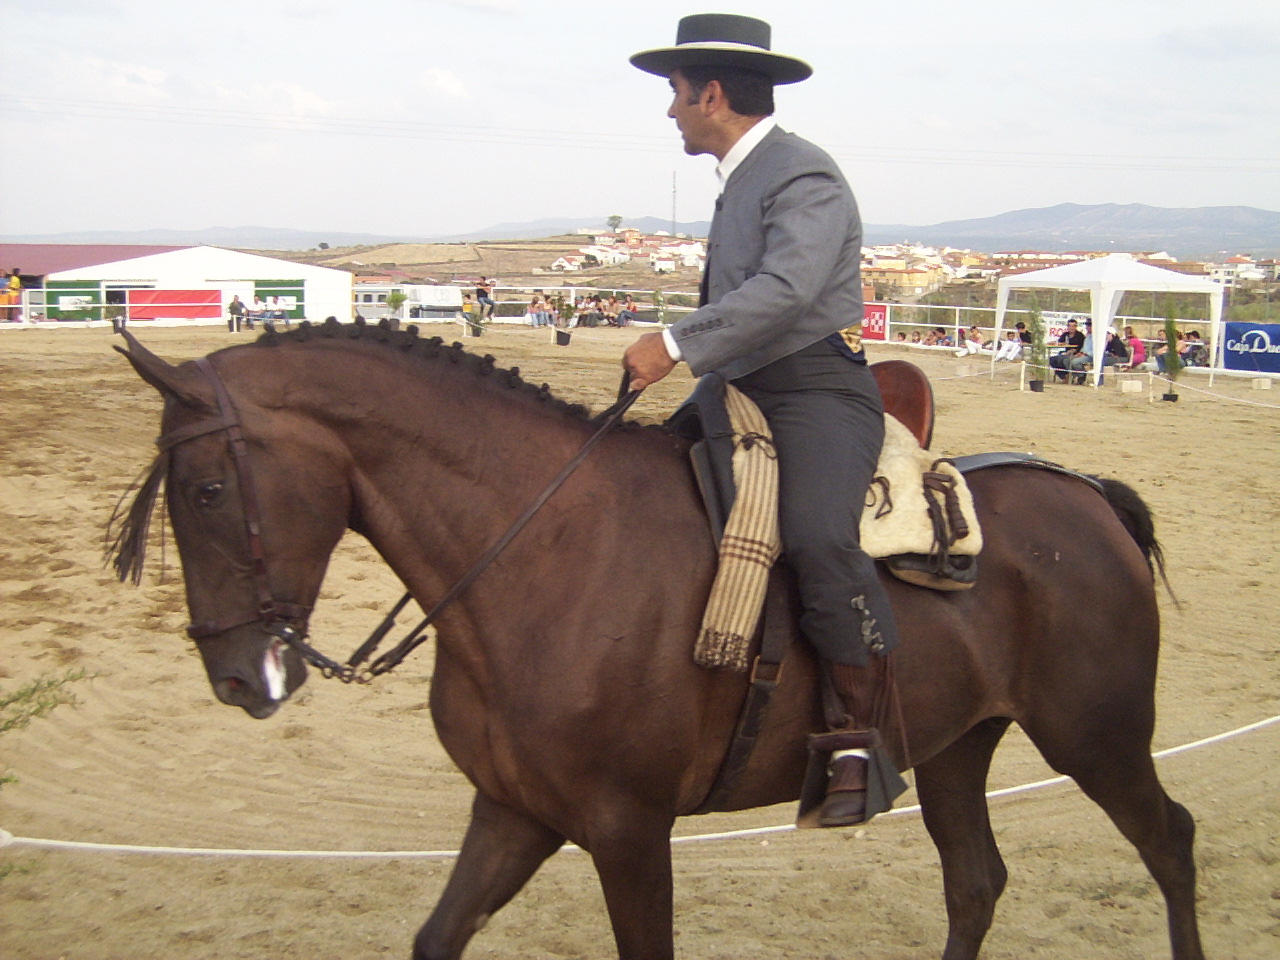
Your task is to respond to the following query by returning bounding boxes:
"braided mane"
[257,316,597,422]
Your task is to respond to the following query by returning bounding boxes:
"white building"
[1,244,352,326]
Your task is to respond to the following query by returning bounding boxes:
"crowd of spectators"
[892,317,1213,382]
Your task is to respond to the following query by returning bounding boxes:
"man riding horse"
[623,14,904,826]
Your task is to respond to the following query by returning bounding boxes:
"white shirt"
[663,116,779,362]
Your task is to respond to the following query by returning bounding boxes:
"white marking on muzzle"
[263,639,287,701]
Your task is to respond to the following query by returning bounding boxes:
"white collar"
[715,117,777,194]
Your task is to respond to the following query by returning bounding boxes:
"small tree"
[384,289,408,330]
[1027,299,1049,384]
[652,290,668,326]
[1163,310,1184,391]
[607,215,623,232]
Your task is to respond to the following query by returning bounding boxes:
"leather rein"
[161,357,641,684]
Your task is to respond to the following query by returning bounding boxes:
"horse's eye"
[196,482,224,507]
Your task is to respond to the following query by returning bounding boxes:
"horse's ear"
[114,330,212,410]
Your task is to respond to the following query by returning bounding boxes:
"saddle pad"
[861,416,983,560]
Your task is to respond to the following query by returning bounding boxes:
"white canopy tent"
[992,254,1225,387]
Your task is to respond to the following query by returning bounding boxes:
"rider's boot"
[812,658,905,827]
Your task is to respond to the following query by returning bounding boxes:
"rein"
[164,358,640,684]
[346,375,642,682]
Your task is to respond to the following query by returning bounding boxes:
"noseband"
[159,356,641,685]
[158,357,312,649]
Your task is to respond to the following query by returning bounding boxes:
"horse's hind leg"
[1043,743,1204,960]
[915,717,1013,960]
[413,791,564,960]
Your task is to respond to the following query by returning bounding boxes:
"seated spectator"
[1182,330,1209,366]
[1014,320,1031,345]
[994,331,1024,361]
[955,324,987,356]
[1049,318,1086,382]
[893,331,907,342]
[616,295,639,326]
[1123,325,1146,369]
[909,331,922,344]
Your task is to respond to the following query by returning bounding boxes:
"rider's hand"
[623,332,677,391]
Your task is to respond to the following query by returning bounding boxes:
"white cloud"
[424,67,469,99]
[83,57,170,103]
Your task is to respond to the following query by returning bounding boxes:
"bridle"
[159,356,640,685]
[157,357,313,645]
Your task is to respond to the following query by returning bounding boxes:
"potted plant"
[652,290,669,327]
[383,289,408,331]
[1026,300,1048,392]
[1161,311,1183,401]
[552,294,574,346]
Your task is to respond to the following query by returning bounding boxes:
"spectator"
[955,324,987,356]
[909,331,922,344]
[994,331,1024,361]
[1182,330,1209,366]
[616,294,640,326]
[1123,325,1146,369]
[1049,318,1086,382]
[893,331,907,342]
[3,268,21,322]
[227,294,245,332]
[1014,321,1031,345]
[475,278,496,319]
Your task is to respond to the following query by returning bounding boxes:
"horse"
[110,319,1203,960]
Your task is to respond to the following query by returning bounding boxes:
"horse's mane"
[257,316,599,423]
[108,317,644,585]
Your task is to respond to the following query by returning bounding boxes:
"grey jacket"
[670,124,864,381]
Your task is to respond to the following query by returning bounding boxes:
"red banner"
[127,289,221,320]
[862,303,887,341]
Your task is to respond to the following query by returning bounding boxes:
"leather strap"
[692,564,796,814]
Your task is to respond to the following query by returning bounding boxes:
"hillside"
[6,203,1278,259]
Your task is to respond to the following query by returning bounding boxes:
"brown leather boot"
[810,728,878,826]
[815,659,905,827]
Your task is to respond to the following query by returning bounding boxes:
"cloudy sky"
[2,0,1277,238]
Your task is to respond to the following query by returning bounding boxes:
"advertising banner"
[127,289,220,320]
[1223,322,1280,374]
[862,303,887,341]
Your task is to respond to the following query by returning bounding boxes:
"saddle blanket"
[695,385,983,671]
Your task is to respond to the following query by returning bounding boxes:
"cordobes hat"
[629,14,812,85]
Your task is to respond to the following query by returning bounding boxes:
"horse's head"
[113,332,352,718]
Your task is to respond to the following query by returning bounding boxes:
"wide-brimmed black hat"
[630,14,812,85]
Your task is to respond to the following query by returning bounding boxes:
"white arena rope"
[2,714,1276,861]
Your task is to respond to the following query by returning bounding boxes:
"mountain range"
[5,203,1280,259]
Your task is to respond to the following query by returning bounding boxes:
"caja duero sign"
[1224,323,1280,374]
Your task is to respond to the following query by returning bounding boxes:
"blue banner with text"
[1223,323,1280,374]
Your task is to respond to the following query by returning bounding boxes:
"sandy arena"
[1,323,1277,959]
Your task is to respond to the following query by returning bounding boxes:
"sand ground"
[0,323,1277,959]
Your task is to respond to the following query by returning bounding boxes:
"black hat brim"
[630,44,812,84]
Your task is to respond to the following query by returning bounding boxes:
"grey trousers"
[732,338,898,666]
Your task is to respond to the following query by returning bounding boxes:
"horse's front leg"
[588,808,678,960]
[413,791,564,960]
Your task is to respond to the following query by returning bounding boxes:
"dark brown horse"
[111,320,1203,960]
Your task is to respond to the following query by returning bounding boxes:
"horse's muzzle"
[197,629,308,718]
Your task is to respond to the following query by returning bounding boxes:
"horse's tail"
[1094,476,1179,607]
